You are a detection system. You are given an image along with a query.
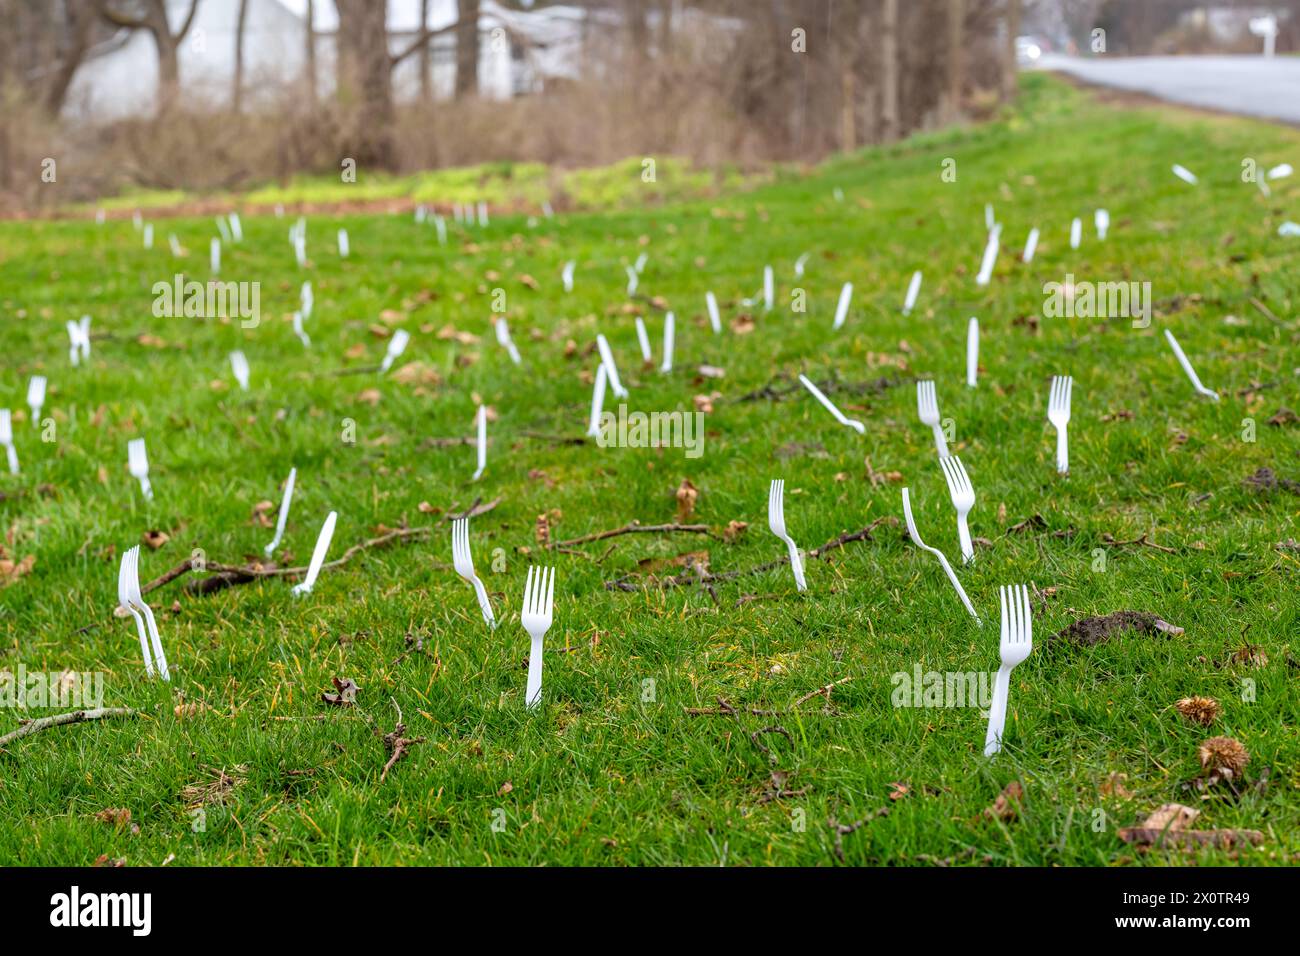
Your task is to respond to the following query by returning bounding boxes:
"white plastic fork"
[128,438,152,501]
[229,212,242,242]
[521,564,555,709]
[0,410,16,475]
[763,265,774,312]
[901,488,980,624]
[625,265,638,297]
[587,363,608,438]
[118,546,154,678]
[337,228,349,258]
[939,456,976,564]
[264,467,297,556]
[767,479,807,592]
[634,252,648,274]
[1172,164,1198,185]
[230,350,250,391]
[799,374,864,434]
[1022,227,1040,264]
[706,291,722,334]
[210,237,221,274]
[291,510,337,596]
[300,281,314,320]
[660,312,675,373]
[832,282,853,331]
[1095,208,1110,240]
[452,516,496,628]
[292,311,311,348]
[596,334,628,399]
[1047,375,1073,473]
[494,318,522,365]
[67,316,91,366]
[902,270,922,315]
[916,380,949,459]
[634,317,652,363]
[380,329,410,374]
[27,376,46,427]
[1069,216,1082,250]
[561,260,575,293]
[975,230,999,286]
[124,545,169,681]
[966,318,979,388]
[984,584,1033,756]
[473,405,487,481]
[1164,330,1219,401]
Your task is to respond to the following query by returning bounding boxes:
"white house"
[64,0,594,121]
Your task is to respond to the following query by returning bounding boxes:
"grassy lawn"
[0,74,1296,866]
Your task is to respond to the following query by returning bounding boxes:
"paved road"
[1037,53,1300,124]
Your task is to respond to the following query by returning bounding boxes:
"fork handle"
[1055,428,1068,474]
[956,515,974,564]
[138,476,153,501]
[784,539,807,592]
[139,604,170,682]
[525,636,544,709]
[4,444,16,475]
[930,423,949,458]
[129,610,155,678]
[472,577,496,628]
[984,665,1012,756]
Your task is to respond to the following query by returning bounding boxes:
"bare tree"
[947,0,965,120]
[456,0,480,98]
[232,0,248,112]
[419,0,432,103]
[1004,0,1020,100]
[880,0,900,142]
[335,0,395,166]
[304,0,317,102]
[97,0,202,115]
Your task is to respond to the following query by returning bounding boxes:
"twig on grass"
[828,807,890,862]
[1101,531,1177,554]
[605,517,898,592]
[552,520,719,550]
[0,707,137,751]
[378,699,425,782]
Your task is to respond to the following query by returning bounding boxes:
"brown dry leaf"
[984,781,1023,821]
[637,550,709,574]
[888,781,910,801]
[693,394,714,414]
[518,274,539,290]
[698,364,725,379]
[498,781,513,796]
[0,553,35,586]
[722,520,748,543]
[379,308,405,326]
[97,466,109,484]
[344,343,367,360]
[141,529,169,550]
[392,362,442,387]
[834,471,849,482]
[251,500,275,528]
[731,314,755,335]
[1143,803,1199,833]
[356,389,382,406]
[137,334,168,348]
[94,808,134,830]
[417,501,437,514]
[321,677,359,707]
[675,479,699,522]
[535,512,551,547]
[1099,772,1133,800]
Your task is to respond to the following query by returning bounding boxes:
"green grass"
[86,155,768,216]
[1,73,1297,866]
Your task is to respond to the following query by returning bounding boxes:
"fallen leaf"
[321,677,359,707]
[141,529,169,550]
[675,479,698,522]
[984,781,1023,821]
[356,389,382,405]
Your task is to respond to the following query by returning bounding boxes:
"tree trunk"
[46,0,97,117]
[840,63,854,153]
[156,36,181,113]
[232,0,249,112]
[879,0,899,142]
[304,0,317,102]
[947,0,965,121]
[419,0,431,102]
[456,0,479,98]
[1003,0,1020,101]
[335,0,395,167]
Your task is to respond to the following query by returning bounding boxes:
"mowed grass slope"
[0,74,1296,866]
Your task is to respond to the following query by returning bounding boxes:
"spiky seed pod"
[1198,736,1249,777]
[1176,696,1222,727]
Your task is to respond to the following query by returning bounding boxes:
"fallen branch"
[1101,532,1177,554]
[828,807,890,862]
[0,707,137,750]
[606,517,897,592]
[553,520,718,550]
